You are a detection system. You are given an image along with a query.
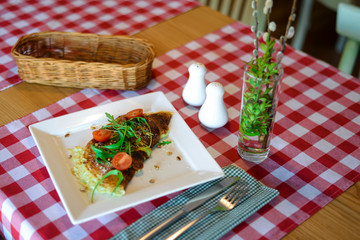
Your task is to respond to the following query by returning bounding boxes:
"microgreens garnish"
[157,140,172,146]
[92,113,153,163]
[91,169,123,203]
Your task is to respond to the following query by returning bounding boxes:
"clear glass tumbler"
[237,64,283,163]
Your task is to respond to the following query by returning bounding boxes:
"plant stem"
[280,0,297,54]
[254,0,259,60]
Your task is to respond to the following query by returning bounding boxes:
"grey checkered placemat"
[111,165,279,240]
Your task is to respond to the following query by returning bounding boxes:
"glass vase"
[237,64,283,163]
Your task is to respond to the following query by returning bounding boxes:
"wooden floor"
[272,0,359,77]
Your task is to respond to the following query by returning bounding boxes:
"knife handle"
[139,210,186,240]
[166,211,209,240]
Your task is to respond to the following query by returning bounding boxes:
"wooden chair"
[199,0,266,31]
[336,3,360,77]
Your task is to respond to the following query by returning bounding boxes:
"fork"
[166,179,250,240]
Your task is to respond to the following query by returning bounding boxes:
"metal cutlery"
[138,176,239,240]
[166,179,250,240]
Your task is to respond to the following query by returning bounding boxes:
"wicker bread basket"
[11,31,155,90]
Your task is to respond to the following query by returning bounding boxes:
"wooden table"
[1,6,359,239]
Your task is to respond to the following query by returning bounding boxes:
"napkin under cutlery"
[111,165,279,240]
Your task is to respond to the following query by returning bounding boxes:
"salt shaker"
[182,62,207,106]
[199,82,228,128]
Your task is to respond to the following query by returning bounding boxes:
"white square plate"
[29,91,224,224]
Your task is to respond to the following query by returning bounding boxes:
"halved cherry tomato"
[92,129,112,142]
[112,152,133,171]
[126,108,143,119]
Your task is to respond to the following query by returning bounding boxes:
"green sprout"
[239,0,297,145]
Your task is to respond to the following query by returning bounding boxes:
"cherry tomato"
[112,152,133,171]
[92,129,112,142]
[126,108,143,119]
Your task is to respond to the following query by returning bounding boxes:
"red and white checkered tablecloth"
[1,21,360,240]
[0,0,199,91]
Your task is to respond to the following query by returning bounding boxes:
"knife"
[138,176,239,240]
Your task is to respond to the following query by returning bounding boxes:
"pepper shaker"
[182,62,207,107]
[199,82,228,128]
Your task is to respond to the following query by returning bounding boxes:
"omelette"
[69,109,172,202]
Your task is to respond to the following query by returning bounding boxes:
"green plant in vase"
[238,0,297,162]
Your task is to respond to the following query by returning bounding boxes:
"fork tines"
[224,179,250,207]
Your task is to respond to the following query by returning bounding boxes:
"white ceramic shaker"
[199,82,228,128]
[182,62,207,106]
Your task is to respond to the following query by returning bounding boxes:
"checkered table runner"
[1,21,360,240]
[0,0,199,91]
